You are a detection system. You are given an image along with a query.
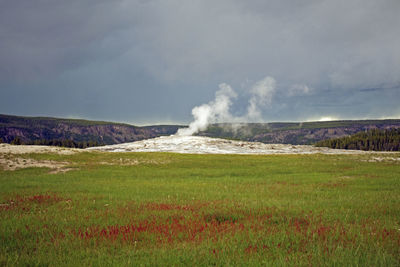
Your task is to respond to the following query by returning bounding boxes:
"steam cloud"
[247,76,276,121]
[177,76,276,136]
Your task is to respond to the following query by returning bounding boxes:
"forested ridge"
[2,114,400,147]
[315,128,400,151]
[3,137,102,148]
[0,114,183,146]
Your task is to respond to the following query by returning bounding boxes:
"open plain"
[1,141,399,266]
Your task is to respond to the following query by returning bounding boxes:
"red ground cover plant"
[4,198,400,260]
[71,201,247,245]
[0,193,66,211]
[64,201,400,258]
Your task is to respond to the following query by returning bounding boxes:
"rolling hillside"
[0,114,183,145]
[1,114,400,146]
[199,120,400,144]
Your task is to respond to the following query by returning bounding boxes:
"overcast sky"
[1,0,399,125]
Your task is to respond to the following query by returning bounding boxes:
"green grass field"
[1,151,400,266]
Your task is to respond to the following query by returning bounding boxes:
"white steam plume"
[176,76,276,136]
[177,83,237,136]
[246,76,276,121]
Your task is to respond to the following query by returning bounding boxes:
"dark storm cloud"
[1,0,399,124]
[0,0,134,81]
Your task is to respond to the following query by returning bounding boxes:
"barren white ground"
[88,135,372,154]
[0,143,79,155]
[1,139,398,172]
[0,143,79,172]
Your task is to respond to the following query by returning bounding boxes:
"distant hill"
[0,114,184,146]
[198,120,400,145]
[1,114,400,146]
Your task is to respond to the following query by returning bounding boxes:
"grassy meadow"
[0,150,400,266]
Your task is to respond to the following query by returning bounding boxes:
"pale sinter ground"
[88,135,374,154]
[1,137,399,172]
[0,143,78,173]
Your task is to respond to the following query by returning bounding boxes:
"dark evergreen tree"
[22,138,103,148]
[10,137,22,145]
[315,128,400,151]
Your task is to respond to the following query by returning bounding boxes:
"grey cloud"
[0,0,399,123]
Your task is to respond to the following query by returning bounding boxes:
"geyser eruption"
[177,83,237,136]
[177,76,276,136]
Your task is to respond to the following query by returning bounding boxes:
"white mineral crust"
[87,135,368,154]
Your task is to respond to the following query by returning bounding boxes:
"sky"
[1,0,400,125]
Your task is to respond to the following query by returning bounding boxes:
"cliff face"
[0,114,182,145]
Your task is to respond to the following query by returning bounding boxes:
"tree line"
[315,128,400,151]
[7,137,103,148]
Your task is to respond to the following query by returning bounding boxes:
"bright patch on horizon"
[317,117,338,122]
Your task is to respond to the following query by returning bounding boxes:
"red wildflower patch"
[141,201,210,212]
[0,193,66,211]
[72,216,244,245]
[9,199,400,261]
[244,244,258,254]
